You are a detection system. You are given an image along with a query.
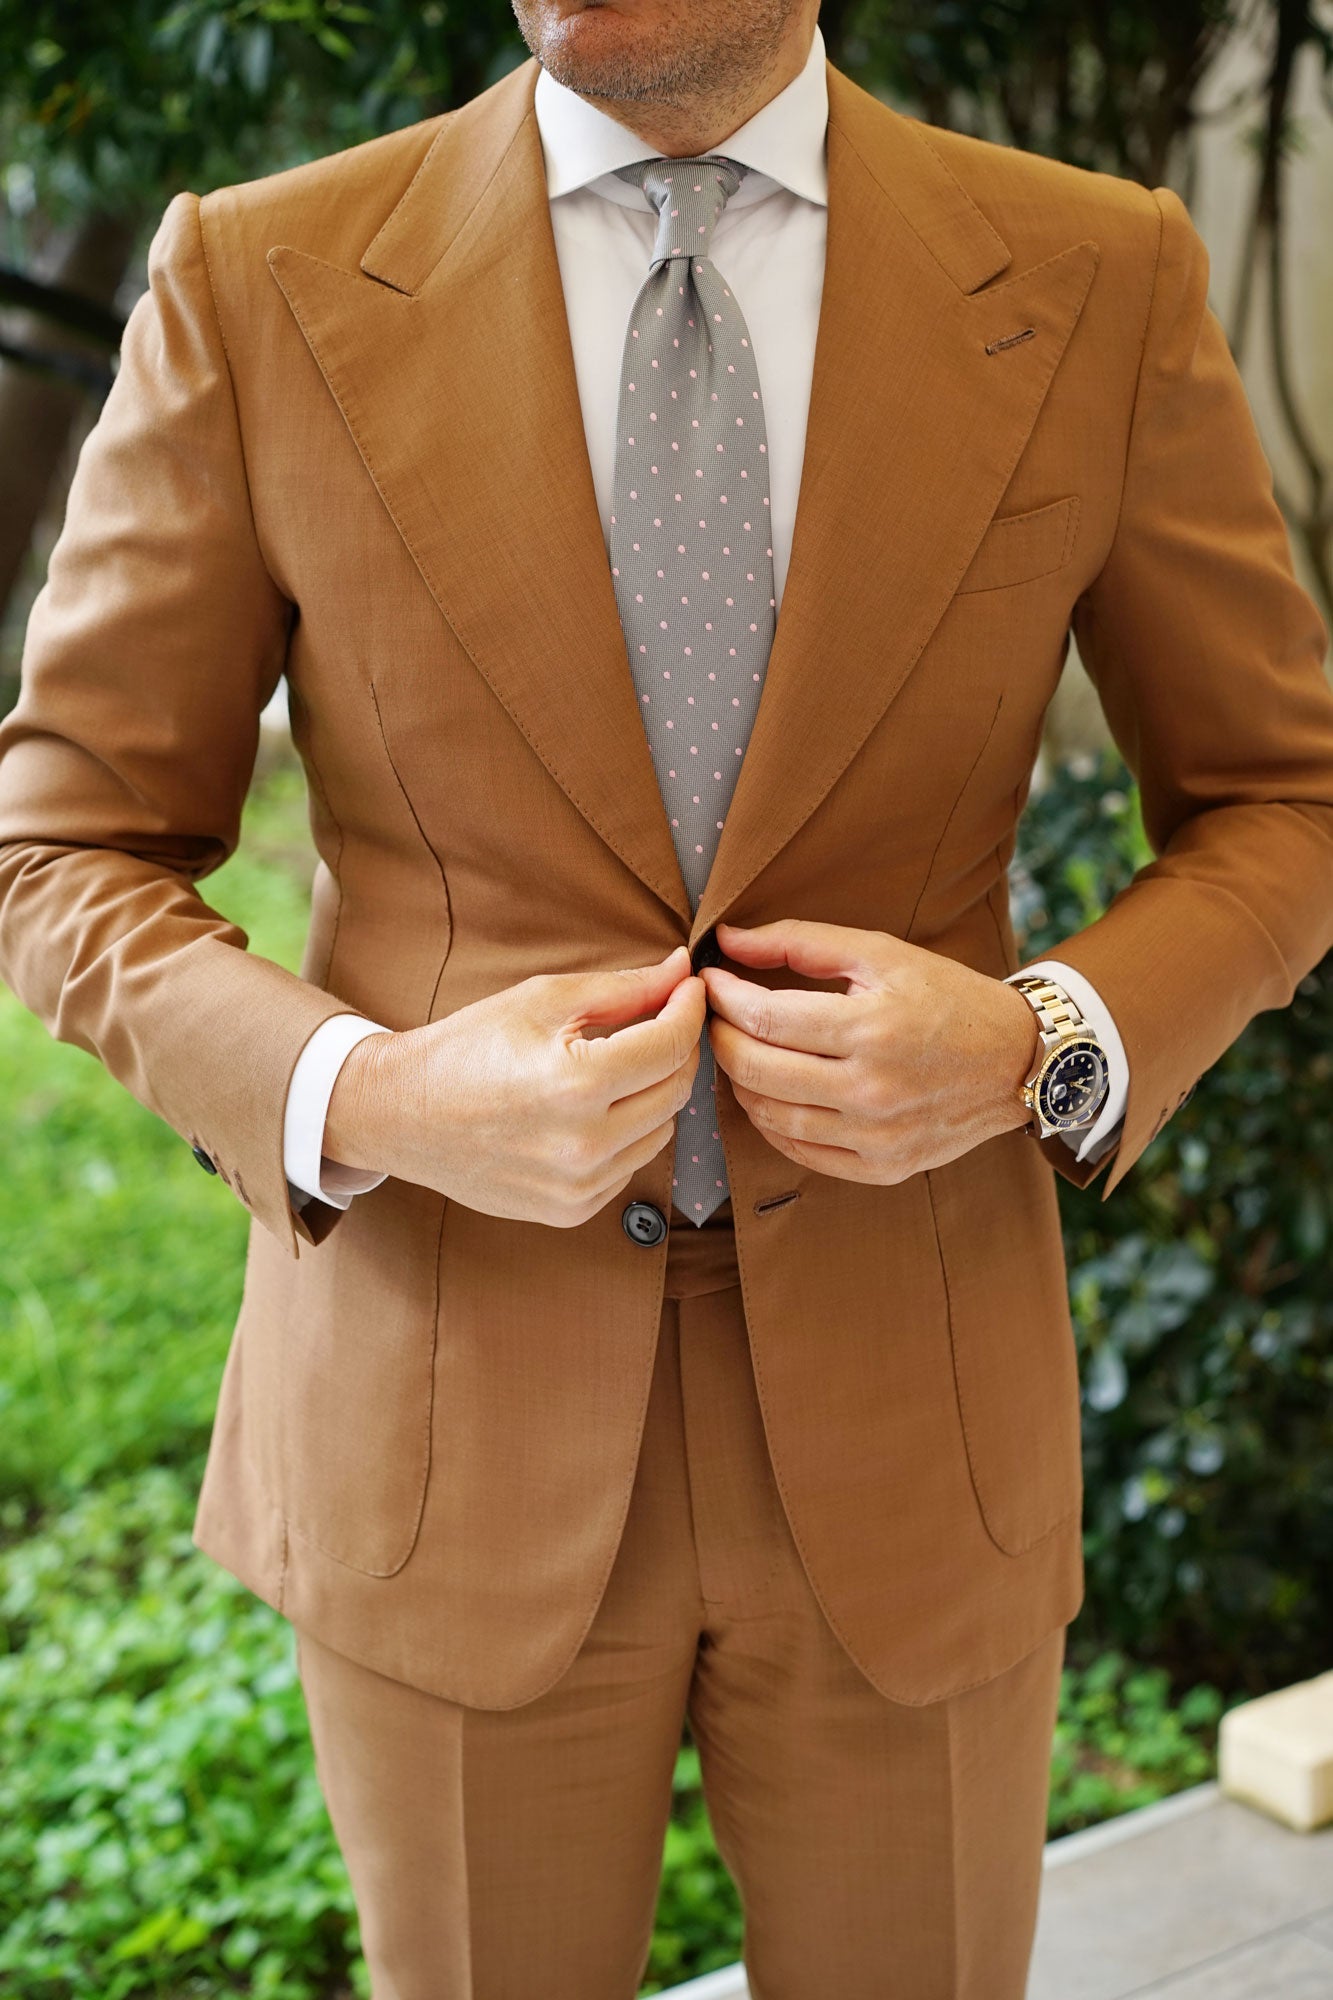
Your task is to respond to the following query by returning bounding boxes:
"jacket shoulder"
[909,114,1162,265]
[197,113,450,271]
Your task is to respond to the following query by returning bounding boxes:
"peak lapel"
[268,58,696,930]
[267,55,1099,951]
[692,64,1100,936]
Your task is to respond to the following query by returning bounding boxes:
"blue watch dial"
[1036,1038,1108,1130]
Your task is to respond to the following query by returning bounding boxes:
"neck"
[561,20,816,159]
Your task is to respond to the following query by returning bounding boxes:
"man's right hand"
[322,946,706,1227]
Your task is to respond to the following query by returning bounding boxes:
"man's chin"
[539,44,668,105]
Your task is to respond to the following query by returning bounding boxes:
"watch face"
[1036,1038,1108,1130]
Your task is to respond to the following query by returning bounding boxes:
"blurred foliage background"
[0,0,1331,1994]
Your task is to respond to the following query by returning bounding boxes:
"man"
[1,0,1331,1991]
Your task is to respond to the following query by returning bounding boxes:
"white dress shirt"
[283,24,1127,1211]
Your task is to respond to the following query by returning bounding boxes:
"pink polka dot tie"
[608,155,776,1226]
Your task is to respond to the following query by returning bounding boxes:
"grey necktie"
[608,154,777,1226]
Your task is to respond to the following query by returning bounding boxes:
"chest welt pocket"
[954,495,1080,594]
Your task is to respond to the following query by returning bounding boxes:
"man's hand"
[703,919,1042,1185]
[323,946,706,1227]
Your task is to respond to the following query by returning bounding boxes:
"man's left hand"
[702,919,1042,1185]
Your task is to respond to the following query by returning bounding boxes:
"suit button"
[691,927,723,974]
[622,1201,667,1247]
[191,1144,218,1175]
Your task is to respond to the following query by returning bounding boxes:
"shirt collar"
[533,22,829,212]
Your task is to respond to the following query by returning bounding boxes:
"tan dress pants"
[294,1200,1066,2000]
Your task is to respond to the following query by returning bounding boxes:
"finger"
[730,1088,852,1151]
[714,917,888,988]
[601,1042,700,1149]
[708,1011,848,1111]
[565,946,693,1030]
[586,1114,683,1206]
[754,1128,878,1180]
[577,972,707,1100]
[700,964,859,1057]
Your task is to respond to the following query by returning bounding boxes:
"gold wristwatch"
[1011,974,1110,1139]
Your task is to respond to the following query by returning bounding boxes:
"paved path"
[1030,1783,1333,1998]
[659,1784,1333,1999]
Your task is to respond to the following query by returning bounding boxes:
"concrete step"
[655,1783,1333,1999]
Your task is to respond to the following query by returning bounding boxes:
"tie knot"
[614,154,748,272]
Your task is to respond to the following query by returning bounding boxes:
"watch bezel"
[1032,1034,1108,1132]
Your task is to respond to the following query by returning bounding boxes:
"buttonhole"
[985,326,1036,355]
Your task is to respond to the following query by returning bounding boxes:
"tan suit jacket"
[2,54,1331,1711]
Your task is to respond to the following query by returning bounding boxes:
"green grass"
[0,1471,361,2000]
[0,751,1231,1998]
[0,757,314,1515]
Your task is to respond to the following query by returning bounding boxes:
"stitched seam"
[984,878,1017,971]
[830,107,1004,286]
[365,101,537,295]
[1098,187,1166,579]
[362,113,456,271]
[1061,490,1082,566]
[368,681,454,1015]
[948,494,1072,592]
[705,272,1094,923]
[925,1162,1079,1559]
[904,692,1005,940]
[729,1202,1078,1705]
[945,1689,960,1998]
[282,1194,448,1576]
[197,191,286,597]
[269,255,685,915]
[199,190,303,1252]
[718,1183,1068,1705]
[289,699,346,991]
[486,1231,673,1708]
[963,234,1100,297]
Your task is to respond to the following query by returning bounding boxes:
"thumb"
[566,946,694,1030]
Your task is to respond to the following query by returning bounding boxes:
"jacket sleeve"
[1019,183,1333,1200]
[0,189,366,1258]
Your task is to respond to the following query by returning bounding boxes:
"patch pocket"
[954,495,1079,594]
[280,1176,448,1576]
[925,1125,1083,1554]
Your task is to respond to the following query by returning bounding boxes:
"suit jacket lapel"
[696,66,1100,936]
[267,56,1099,944]
[268,60,694,925]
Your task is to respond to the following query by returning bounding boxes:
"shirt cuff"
[283,1014,393,1211]
[1005,958,1129,1165]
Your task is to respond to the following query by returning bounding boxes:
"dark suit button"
[691,927,723,974]
[191,1144,218,1175]
[622,1201,667,1247]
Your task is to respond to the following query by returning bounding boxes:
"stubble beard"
[511,0,801,113]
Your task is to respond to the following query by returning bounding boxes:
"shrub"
[0,1470,363,2000]
[1,749,1325,1996]
[0,1465,1228,2000]
[1014,751,1333,1692]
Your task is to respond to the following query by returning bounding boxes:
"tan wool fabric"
[0,55,1331,1717]
[294,1213,1066,1999]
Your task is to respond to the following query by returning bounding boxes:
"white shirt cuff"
[284,1015,392,1211]
[1006,959,1129,1164]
